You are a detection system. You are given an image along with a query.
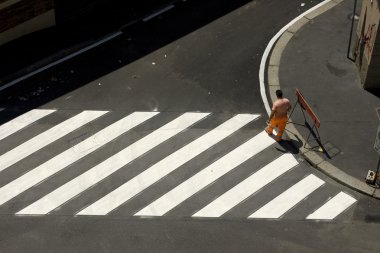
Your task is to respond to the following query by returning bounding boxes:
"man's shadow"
[273,133,303,155]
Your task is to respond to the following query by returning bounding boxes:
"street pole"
[347,0,358,61]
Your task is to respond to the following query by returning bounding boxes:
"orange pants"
[266,116,287,140]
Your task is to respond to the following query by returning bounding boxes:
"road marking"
[249,174,325,219]
[77,114,259,215]
[0,32,122,92]
[0,109,55,141]
[135,131,276,217]
[0,110,107,172]
[193,154,298,218]
[259,0,332,115]
[0,112,158,206]
[16,113,209,215]
[306,192,357,220]
[143,4,175,22]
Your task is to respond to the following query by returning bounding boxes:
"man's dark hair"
[276,89,283,98]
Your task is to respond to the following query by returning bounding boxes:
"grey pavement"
[1,215,380,253]
[267,0,380,198]
[1,1,380,252]
[0,0,368,222]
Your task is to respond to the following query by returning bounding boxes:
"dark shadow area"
[365,215,380,223]
[276,130,303,155]
[275,140,300,155]
[0,0,253,123]
[266,125,302,155]
[0,0,255,124]
[0,0,180,78]
[367,88,380,98]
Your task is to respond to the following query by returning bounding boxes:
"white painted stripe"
[135,131,276,217]
[259,0,332,115]
[193,154,298,218]
[0,111,107,172]
[17,113,208,215]
[249,174,325,219]
[306,192,357,220]
[0,112,158,206]
[0,32,122,92]
[143,4,175,22]
[0,109,55,141]
[77,114,259,215]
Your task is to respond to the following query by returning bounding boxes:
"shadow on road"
[0,0,252,123]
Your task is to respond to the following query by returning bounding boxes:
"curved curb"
[266,0,380,199]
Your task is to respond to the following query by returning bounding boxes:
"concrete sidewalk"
[268,0,380,198]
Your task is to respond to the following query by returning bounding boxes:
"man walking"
[265,89,291,141]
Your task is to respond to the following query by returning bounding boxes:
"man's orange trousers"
[266,116,287,141]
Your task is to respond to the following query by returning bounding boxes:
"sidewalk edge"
[267,0,380,199]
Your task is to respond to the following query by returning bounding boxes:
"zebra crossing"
[0,109,356,220]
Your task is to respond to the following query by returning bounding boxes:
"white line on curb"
[259,0,332,116]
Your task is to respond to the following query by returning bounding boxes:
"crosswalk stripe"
[192,154,298,218]
[16,112,209,215]
[0,109,55,141]
[77,114,260,215]
[306,192,357,220]
[0,111,107,172]
[0,112,158,206]
[249,174,325,219]
[134,131,276,217]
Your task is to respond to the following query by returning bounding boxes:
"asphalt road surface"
[0,0,380,252]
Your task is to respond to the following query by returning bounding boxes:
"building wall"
[355,0,380,89]
[0,0,55,46]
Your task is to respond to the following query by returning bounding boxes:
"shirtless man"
[265,90,291,141]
